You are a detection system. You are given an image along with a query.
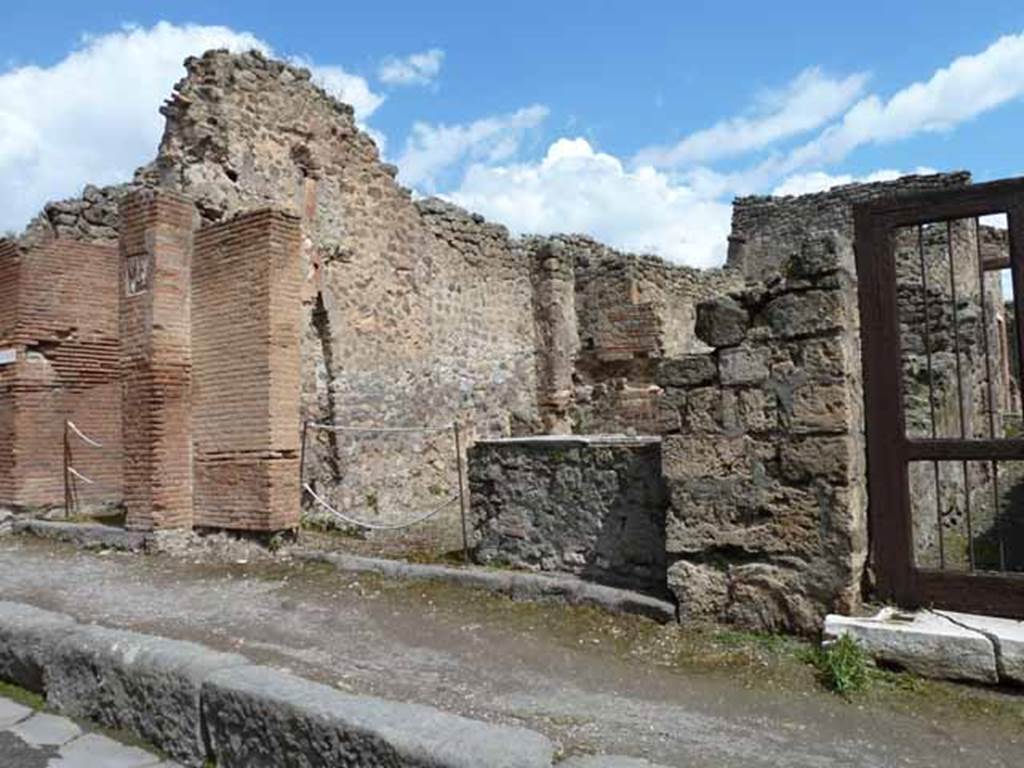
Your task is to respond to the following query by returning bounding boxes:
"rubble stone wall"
[469,436,669,592]
[659,235,868,634]
[0,238,122,511]
[192,209,303,531]
[729,172,973,280]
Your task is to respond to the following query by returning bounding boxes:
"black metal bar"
[918,224,946,570]
[63,420,71,519]
[974,217,1007,572]
[298,419,308,537]
[946,220,976,571]
[453,421,470,565]
[909,437,1024,460]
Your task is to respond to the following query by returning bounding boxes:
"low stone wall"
[658,234,868,634]
[468,436,668,593]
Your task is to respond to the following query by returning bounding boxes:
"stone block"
[718,347,769,386]
[763,290,843,339]
[824,609,999,684]
[695,296,748,348]
[785,235,844,278]
[933,611,1024,686]
[726,564,823,635]
[667,560,727,621]
[681,387,722,433]
[656,354,716,388]
[46,625,249,766]
[0,601,77,693]
[781,384,851,434]
[202,664,555,768]
[779,436,852,484]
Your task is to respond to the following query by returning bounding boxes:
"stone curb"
[557,757,672,768]
[203,663,554,767]
[0,600,558,767]
[46,624,249,765]
[296,551,678,624]
[12,519,147,551]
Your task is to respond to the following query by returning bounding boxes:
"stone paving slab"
[9,711,82,747]
[824,608,1000,684]
[0,695,176,768]
[0,695,32,728]
[933,610,1024,685]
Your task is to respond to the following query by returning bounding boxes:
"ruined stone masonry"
[3,45,1015,633]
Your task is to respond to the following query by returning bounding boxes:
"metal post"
[453,421,470,564]
[298,419,308,538]
[63,420,71,519]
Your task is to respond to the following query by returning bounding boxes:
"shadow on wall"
[468,436,670,597]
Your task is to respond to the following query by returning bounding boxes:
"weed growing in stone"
[811,633,869,697]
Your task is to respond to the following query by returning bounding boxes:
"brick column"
[119,190,196,530]
[192,209,302,531]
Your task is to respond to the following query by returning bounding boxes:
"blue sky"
[3,2,1024,265]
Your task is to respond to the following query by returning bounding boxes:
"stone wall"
[658,235,867,634]
[468,435,668,593]
[192,208,303,531]
[0,238,122,512]
[526,235,741,437]
[729,172,973,280]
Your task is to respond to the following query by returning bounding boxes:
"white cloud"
[395,104,549,190]
[447,138,732,268]
[292,61,384,119]
[378,49,444,86]
[781,32,1024,172]
[0,22,383,233]
[634,68,868,167]
[771,167,937,197]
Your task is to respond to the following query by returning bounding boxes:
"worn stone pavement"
[0,695,178,768]
[0,537,1022,767]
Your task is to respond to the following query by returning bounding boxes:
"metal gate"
[856,177,1024,618]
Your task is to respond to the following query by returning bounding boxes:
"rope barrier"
[303,482,456,531]
[306,422,454,434]
[67,466,95,484]
[67,420,103,447]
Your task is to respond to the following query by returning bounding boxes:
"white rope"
[67,466,95,484]
[303,482,456,531]
[306,422,453,434]
[67,420,103,448]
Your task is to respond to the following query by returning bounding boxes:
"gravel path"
[0,537,1021,767]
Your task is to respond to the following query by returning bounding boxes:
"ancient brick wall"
[119,190,196,530]
[192,209,302,531]
[533,235,740,436]
[468,436,668,593]
[142,50,540,533]
[658,235,867,634]
[0,238,121,511]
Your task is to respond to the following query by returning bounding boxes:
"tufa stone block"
[695,295,748,348]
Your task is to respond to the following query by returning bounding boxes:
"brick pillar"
[192,209,302,532]
[119,190,196,530]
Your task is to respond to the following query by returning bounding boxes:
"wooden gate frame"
[855,177,1024,618]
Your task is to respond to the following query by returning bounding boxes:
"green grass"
[0,680,45,711]
[808,634,870,697]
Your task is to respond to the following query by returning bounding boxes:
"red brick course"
[192,209,302,531]
[0,238,121,510]
[119,190,197,530]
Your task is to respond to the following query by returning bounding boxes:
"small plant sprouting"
[811,633,870,697]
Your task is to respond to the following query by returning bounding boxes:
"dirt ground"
[0,535,1021,767]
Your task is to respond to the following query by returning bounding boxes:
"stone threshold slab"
[824,607,1024,686]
